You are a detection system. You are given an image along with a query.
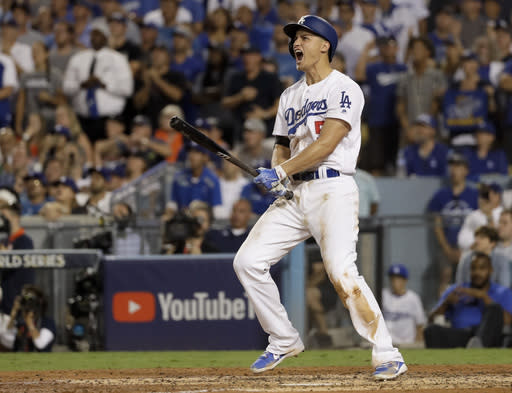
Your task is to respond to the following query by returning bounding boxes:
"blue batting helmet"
[284,15,338,62]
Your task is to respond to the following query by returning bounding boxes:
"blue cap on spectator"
[132,114,151,127]
[142,22,159,30]
[413,113,437,129]
[187,141,209,155]
[89,166,111,181]
[23,171,46,185]
[232,21,249,34]
[447,151,468,166]
[194,118,211,131]
[173,26,193,39]
[109,163,126,178]
[488,181,503,194]
[476,121,496,135]
[54,125,72,140]
[388,264,409,279]
[361,0,377,4]
[461,50,478,62]
[58,176,78,193]
[108,12,127,23]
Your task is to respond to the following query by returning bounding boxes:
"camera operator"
[2,285,56,352]
[111,202,149,256]
[0,187,35,315]
[162,200,218,254]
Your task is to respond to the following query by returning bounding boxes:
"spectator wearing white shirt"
[458,183,503,253]
[392,0,429,34]
[496,209,512,261]
[382,264,427,345]
[206,0,256,14]
[63,22,133,143]
[216,155,249,221]
[336,0,374,78]
[0,52,18,127]
[378,0,419,62]
[143,0,193,28]
[0,17,34,74]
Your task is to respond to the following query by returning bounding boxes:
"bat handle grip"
[284,190,294,200]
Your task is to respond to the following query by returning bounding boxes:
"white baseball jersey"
[273,70,363,175]
[382,288,427,344]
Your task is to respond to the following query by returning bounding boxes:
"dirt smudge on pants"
[352,286,379,341]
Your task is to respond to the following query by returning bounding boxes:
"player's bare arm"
[271,142,291,168]
[278,118,350,177]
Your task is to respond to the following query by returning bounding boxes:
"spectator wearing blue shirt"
[253,0,280,27]
[0,52,18,128]
[170,26,205,83]
[360,0,390,38]
[268,25,302,88]
[21,173,50,215]
[463,121,508,181]
[497,56,512,161]
[171,142,222,210]
[427,152,479,287]
[205,199,253,253]
[241,182,274,215]
[424,252,512,348]
[396,114,449,177]
[427,5,457,65]
[356,35,406,174]
[443,51,495,146]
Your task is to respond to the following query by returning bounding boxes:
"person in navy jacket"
[463,121,508,181]
[396,113,449,177]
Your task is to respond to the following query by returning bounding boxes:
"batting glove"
[254,166,287,191]
[268,182,289,198]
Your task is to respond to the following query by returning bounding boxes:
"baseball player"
[233,15,407,380]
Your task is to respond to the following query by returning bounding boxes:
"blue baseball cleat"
[372,361,408,380]
[250,345,304,373]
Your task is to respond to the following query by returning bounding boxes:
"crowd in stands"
[0,0,512,350]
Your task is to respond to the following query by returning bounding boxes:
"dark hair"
[478,183,491,200]
[408,36,435,58]
[471,251,492,268]
[474,225,500,243]
[21,284,48,314]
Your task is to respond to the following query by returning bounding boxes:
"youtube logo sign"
[113,292,156,323]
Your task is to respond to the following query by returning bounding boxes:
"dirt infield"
[0,364,511,393]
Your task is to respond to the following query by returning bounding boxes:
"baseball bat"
[169,116,293,200]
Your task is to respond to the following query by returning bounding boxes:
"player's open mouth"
[295,50,304,63]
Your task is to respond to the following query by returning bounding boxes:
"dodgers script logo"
[285,99,328,135]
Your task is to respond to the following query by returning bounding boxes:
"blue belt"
[292,168,341,181]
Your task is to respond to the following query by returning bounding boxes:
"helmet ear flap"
[288,37,296,58]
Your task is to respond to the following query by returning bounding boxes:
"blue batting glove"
[254,167,280,191]
[269,182,288,198]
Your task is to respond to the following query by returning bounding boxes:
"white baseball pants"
[233,175,404,367]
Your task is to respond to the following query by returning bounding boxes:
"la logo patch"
[340,91,351,109]
[298,16,306,24]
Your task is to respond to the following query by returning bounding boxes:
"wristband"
[274,165,287,181]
